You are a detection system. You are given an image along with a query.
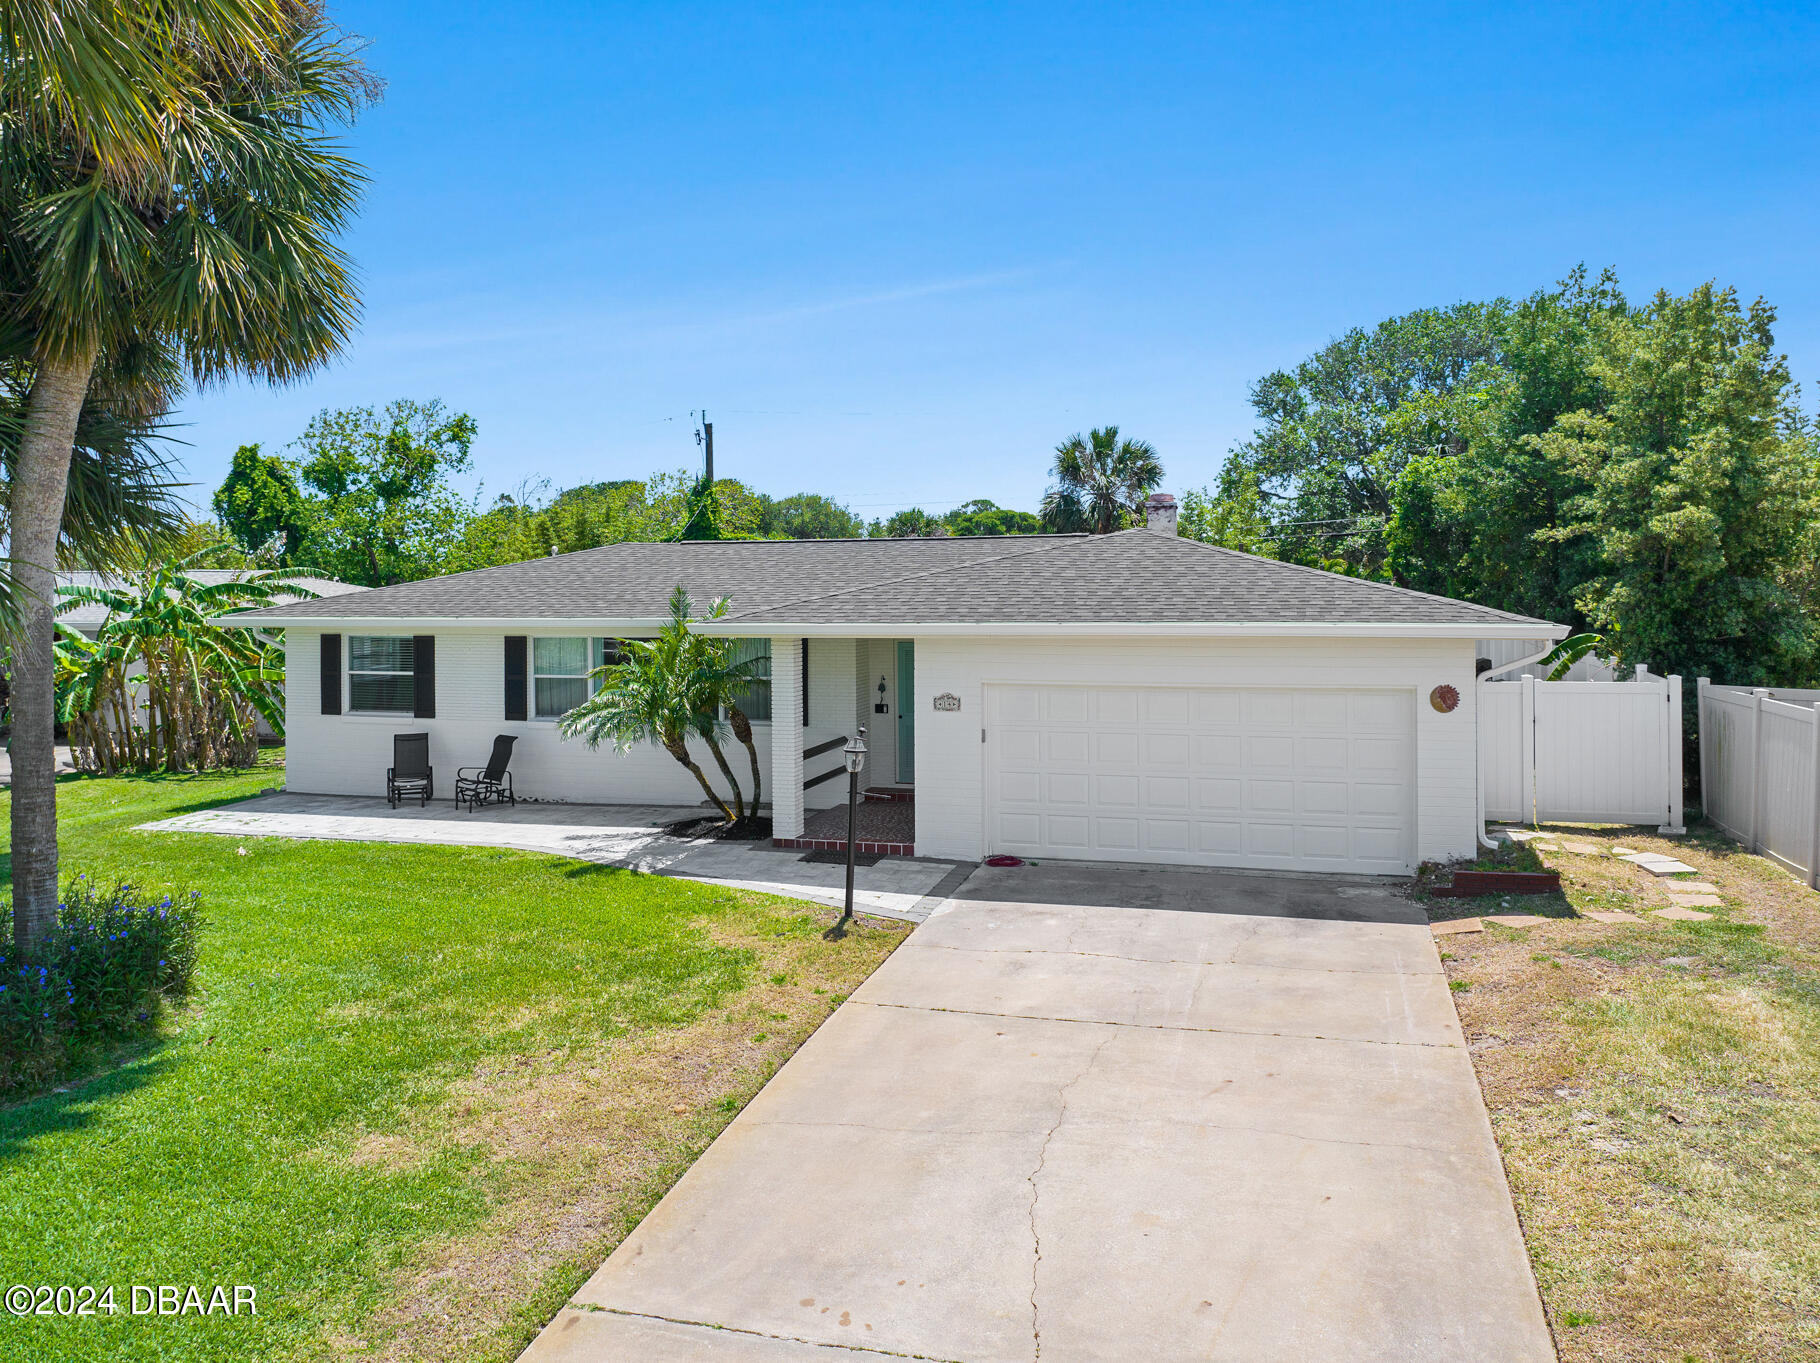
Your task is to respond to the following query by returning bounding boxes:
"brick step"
[773,836,915,857]
[863,787,915,803]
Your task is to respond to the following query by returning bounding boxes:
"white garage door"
[986,684,1416,875]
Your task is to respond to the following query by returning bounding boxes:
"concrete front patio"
[139,793,969,921]
[520,860,1553,1363]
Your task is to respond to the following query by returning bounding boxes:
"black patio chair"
[456,734,517,812]
[387,732,433,808]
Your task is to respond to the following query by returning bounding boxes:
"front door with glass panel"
[895,640,915,784]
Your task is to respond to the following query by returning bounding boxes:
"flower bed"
[0,877,201,1093]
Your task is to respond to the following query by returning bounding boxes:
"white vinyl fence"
[1698,680,1820,888]
[1481,669,1684,831]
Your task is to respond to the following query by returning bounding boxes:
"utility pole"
[701,409,714,485]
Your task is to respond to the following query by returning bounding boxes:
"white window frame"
[347,635,416,715]
[531,636,615,721]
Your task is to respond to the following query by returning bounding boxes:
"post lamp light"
[828,728,868,939]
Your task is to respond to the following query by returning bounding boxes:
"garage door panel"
[1093,731,1140,764]
[1247,779,1296,812]
[1095,690,1139,724]
[1142,732,1189,767]
[1300,780,1349,814]
[1297,736,1350,771]
[1190,690,1242,726]
[1246,734,1296,769]
[1244,692,1295,727]
[1294,691,1351,729]
[1246,822,1296,857]
[1144,775,1191,809]
[988,685,1414,875]
[1194,776,1243,811]
[1193,734,1242,767]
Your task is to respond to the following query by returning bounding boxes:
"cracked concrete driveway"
[518,861,1553,1363]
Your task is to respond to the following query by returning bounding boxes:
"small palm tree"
[1040,426,1164,534]
[689,597,771,819]
[560,588,743,822]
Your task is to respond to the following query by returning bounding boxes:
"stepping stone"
[1504,829,1547,841]
[1667,893,1723,908]
[1652,906,1714,922]
[1612,846,1640,856]
[1431,917,1484,935]
[1562,841,1602,854]
[1534,843,1561,852]
[1585,910,1642,923]
[1482,913,1550,928]
[1639,861,1699,876]
[1673,881,1719,894]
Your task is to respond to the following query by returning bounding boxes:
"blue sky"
[171,2,1820,522]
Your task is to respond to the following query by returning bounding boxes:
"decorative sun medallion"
[1430,683,1461,713]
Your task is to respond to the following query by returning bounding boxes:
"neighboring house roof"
[59,569,366,631]
[228,531,1561,639]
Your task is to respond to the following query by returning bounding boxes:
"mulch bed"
[663,815,773,841]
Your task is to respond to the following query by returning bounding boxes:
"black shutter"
[412,635,436,718]
[504,636,528,721]
[320,633,342,715]
[801,638,809,726]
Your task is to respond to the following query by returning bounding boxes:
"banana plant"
[53,549,316,773]
[1535,632,1606,681]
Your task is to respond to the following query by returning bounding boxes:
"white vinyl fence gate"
[1480,670,1684,832]
[1697,680,1820,888]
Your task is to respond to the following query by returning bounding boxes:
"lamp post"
[828,727,867,939]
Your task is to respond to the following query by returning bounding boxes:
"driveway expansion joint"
[909,941,1438,977]
[851,999,1461,1049]
[581,1306,979,1362]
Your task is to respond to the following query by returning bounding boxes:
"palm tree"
[1,4,374,947]
[55,549,312,773]
[1040,427,1165,534]
[689,596,770,820]
[559,589,741,823]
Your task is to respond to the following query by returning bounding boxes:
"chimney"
[1144,492,1178,536]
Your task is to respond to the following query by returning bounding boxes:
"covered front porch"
[768,635,918,855]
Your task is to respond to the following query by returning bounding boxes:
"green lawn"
[0,756,907,1362]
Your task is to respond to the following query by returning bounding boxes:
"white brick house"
[233,505,1561,875]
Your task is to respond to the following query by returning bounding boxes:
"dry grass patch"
[1430,824,1820,1362]
[325,894,906,1363]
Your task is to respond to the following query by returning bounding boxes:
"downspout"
[1476,643,1558,851]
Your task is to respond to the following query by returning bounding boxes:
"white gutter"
[219,616,1563,638]
[1475,642,1558,850]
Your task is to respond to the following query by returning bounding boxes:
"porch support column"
[770,636,805,839]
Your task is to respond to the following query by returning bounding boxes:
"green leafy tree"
[943,500,1042,536]
[757,493,865,539]
[214,443,310,562]
[870,507,948,538]
[1178,473,1279,557]
[0,1,372,945]
[1536,284,1819,684]
[291,400,477,585]
[1223,304,1503,579]
[1040,427,1163,534]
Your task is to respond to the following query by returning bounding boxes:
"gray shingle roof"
[59,570,364,631]
[230,530,1554,631]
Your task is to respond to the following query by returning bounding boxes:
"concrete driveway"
[520,861,1554,1363]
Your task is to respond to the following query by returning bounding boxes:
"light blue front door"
[895,640,915,784]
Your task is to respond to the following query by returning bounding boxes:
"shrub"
[0,878,203,1093]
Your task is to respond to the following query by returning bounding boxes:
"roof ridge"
[719,537,1079,621]
[1134,529,1549,625]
